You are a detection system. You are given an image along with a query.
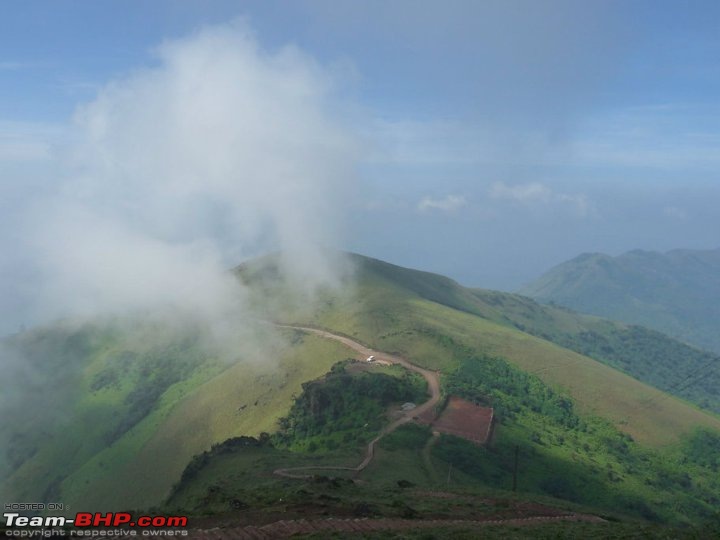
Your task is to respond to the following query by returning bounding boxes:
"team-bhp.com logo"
[4,511,189,537]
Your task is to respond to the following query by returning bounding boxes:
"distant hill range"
[519,247,720,354]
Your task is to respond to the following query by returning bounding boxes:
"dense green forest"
[440,356,720,524]
[274,365,427,452]
[549,325,720,413]
[444,355,576,427]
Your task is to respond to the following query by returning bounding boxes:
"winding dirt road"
[273,325,441,479]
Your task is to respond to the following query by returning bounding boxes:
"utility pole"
[446,462,452,487]
[512,445,519,492]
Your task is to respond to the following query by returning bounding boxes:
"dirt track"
[273,325,441,479]
[209,325,606,536]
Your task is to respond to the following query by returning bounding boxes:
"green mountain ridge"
[240,252,720,445]
[275,252,720,416]
[3,251,720,527]
[170,252,720,525]
[519,247,720,354]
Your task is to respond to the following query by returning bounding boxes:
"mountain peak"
[520,246,720,354]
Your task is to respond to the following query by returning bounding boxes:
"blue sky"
[1,1,720,333]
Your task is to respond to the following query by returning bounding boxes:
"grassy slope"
[166,427,592,521]
[164,252,720,526]
[166,336,720,524]
[64,332,352,511]
[404,300,720,446]
[6,250,720,519]
[241,253,720,447]
[360,255,720,415]
[1,325,354,512]
[166,416,720,528]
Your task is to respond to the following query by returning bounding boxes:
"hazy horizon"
[2,1,720,335]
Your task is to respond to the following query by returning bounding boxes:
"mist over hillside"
[0,19,358,340]
[3,3,720,536]
[0,20,362,513]
[520,247,720,354]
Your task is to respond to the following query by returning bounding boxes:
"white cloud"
[417,194,467,213]
[15,19,359,334]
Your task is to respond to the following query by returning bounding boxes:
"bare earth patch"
[419,396,494,445]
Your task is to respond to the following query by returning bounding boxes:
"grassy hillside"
[167,354,720,525]
[519,248,720,354]
[5,250,720,527]
[217,252,720,524]
[240,252,720,444]
[165,437,720,537]
[0,320,355,511]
